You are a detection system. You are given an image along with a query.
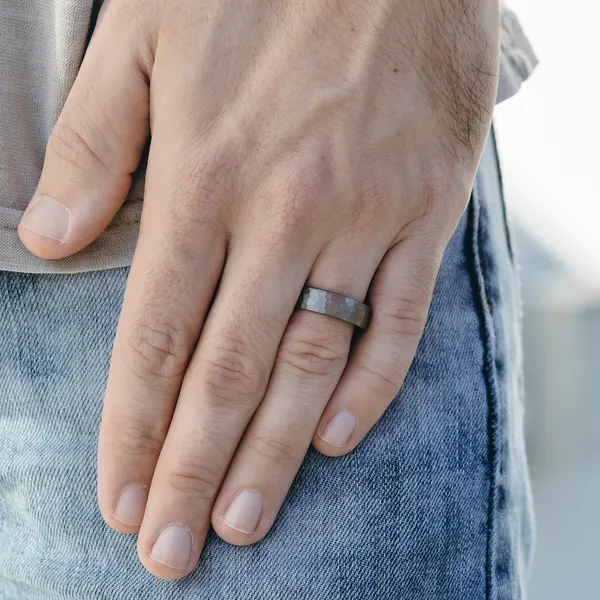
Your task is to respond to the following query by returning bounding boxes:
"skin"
[18,0,500,580]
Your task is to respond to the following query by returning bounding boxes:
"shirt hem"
[0,202,141,274]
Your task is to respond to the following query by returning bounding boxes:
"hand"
[19,0,500,580]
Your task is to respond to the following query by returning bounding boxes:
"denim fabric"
[0,131,534,599]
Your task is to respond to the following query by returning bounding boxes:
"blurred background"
[495,0,599,597]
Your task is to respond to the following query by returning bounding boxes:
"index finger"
[97,130,227,532]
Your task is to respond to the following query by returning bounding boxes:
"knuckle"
[283,154,333,213]
[200,333,267,404]
[422,162,452,201]
[47,117,106,173]
[278,319,347,378]
[111,418,166,458]
[413,158,465,225]
[164,461,221,500]
[177,143,238,208]
[380,296,429,337]
[125,318,191,381]
[165,143,238,237]
[351,176,388,230]
[246,431,300,467]
[264,153,334,237]
[357,360,401,399]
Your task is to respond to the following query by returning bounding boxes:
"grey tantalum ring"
[295,285,372,329]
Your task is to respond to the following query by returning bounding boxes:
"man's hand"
[18,0,500,580]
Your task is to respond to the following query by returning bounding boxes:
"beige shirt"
[0,2,537,274]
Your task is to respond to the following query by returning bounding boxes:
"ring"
[295,285,372,329]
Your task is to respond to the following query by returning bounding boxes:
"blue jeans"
[0,130,534,599]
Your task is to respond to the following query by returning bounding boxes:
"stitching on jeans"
[467,169,501,600]
[490,125,516,266]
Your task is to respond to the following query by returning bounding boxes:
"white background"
[495,2,600,598]
[495,0,600,292]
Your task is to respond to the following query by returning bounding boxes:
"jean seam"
[490,123,516,267]
[467,172,501,600]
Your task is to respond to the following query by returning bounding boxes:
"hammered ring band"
[295,285,372,330]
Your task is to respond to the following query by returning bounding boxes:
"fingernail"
[20,196,70,242]
[320,410,356,447]
[223,489,263,534]
[112,484,148,526]
[150,524,193,571]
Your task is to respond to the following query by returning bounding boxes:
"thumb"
[18,4,151,260]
